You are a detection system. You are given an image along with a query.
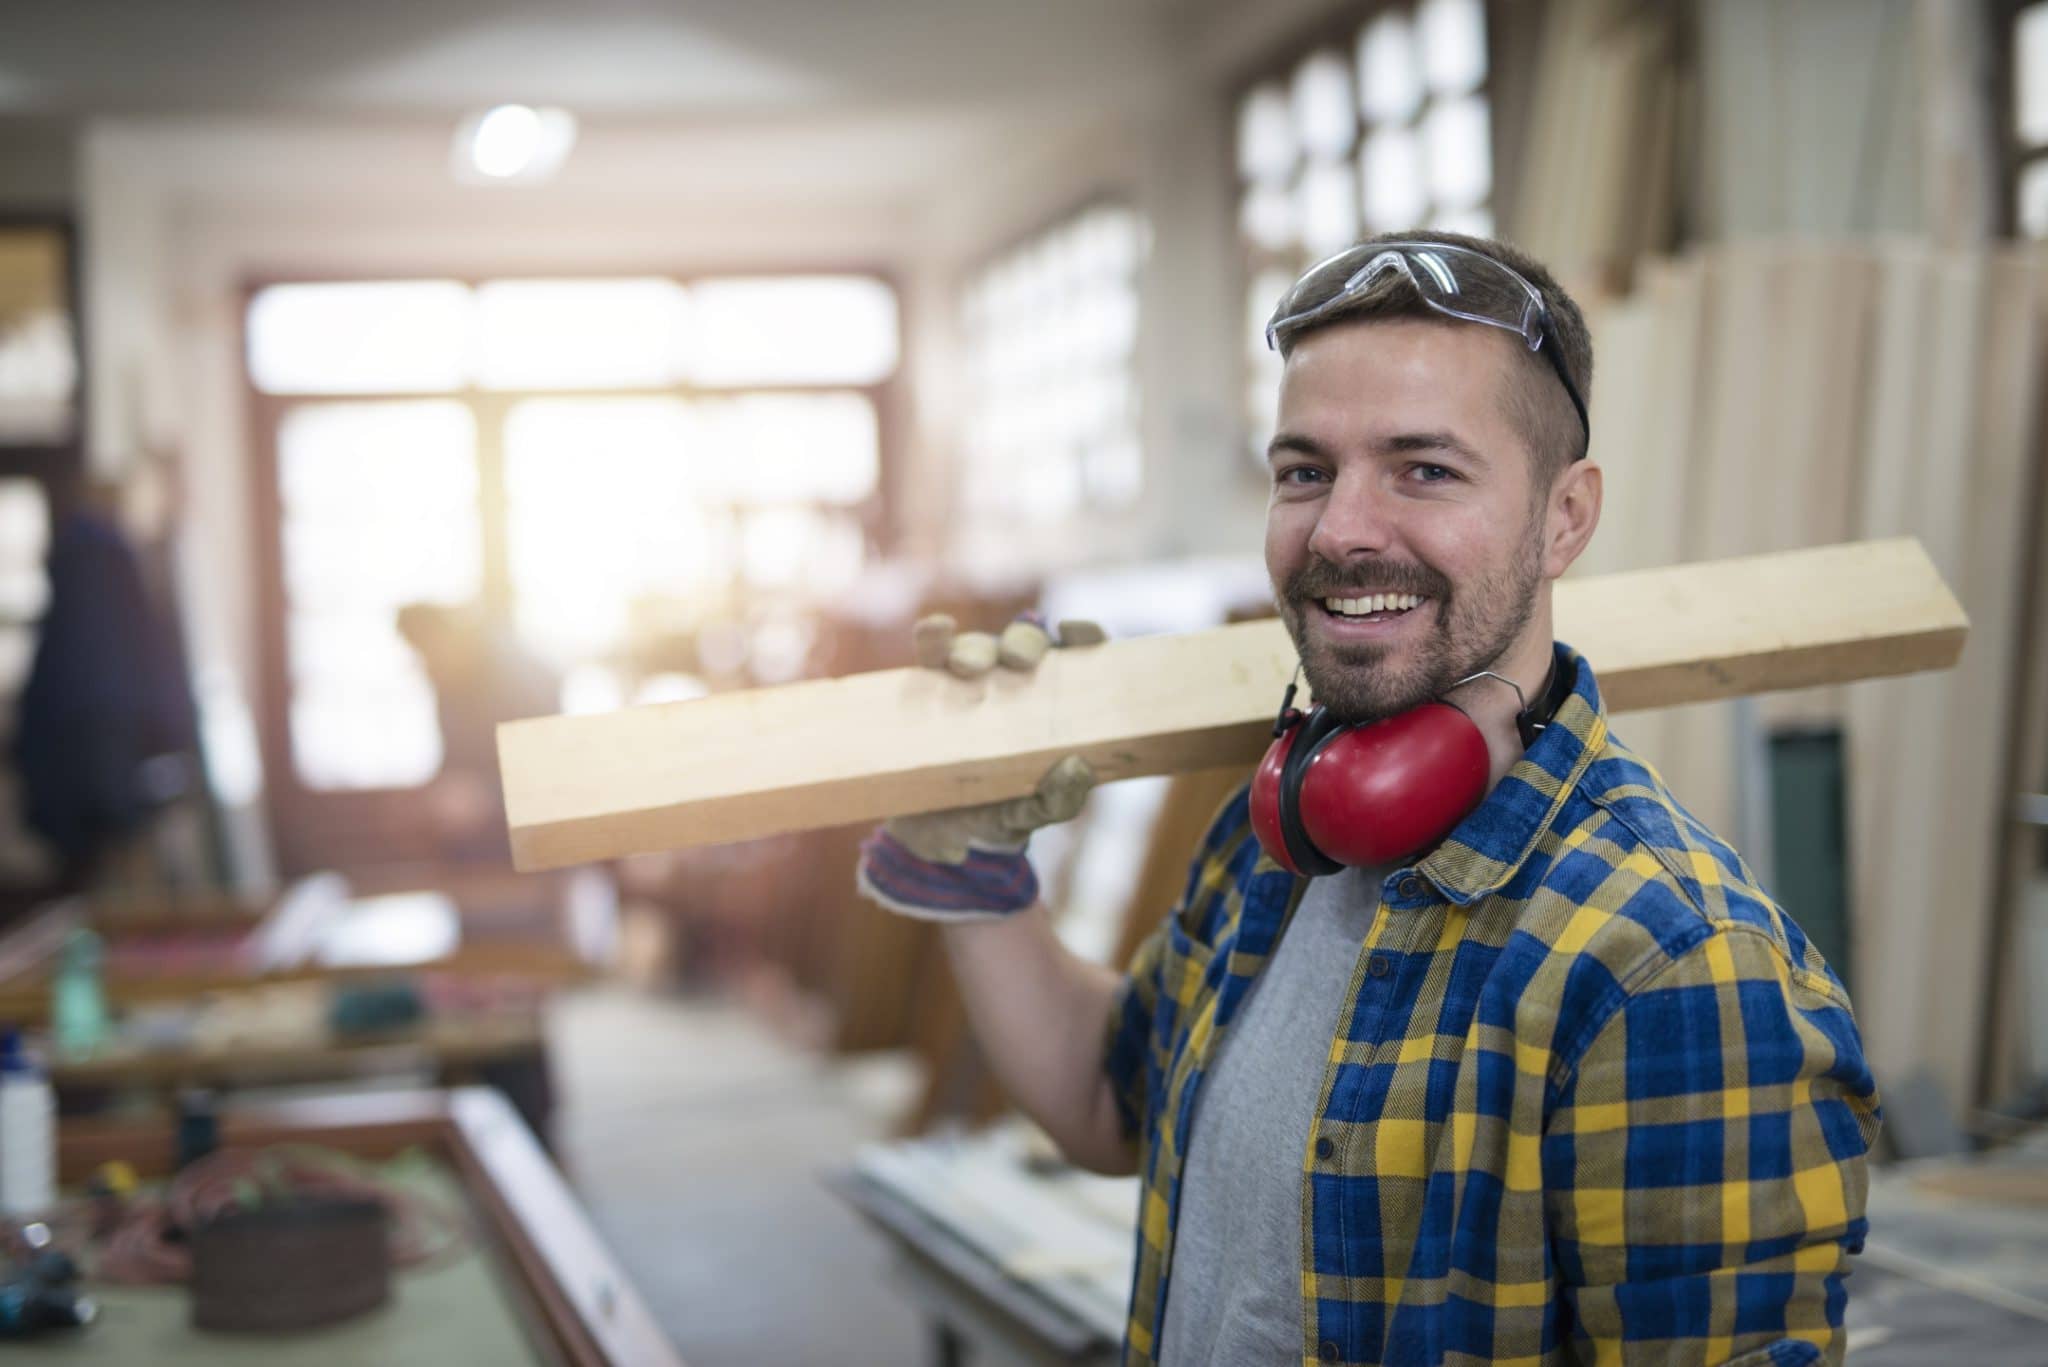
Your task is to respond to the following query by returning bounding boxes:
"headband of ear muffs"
[1273,706,1350,876]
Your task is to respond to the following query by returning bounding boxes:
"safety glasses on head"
[1264,239,1590,456]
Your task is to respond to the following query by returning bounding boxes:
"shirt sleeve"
[1544,923,1881,1366]
[1103,918,1168,1143]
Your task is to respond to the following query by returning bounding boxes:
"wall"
[0,118,77,208]
[1694,0,1931,240]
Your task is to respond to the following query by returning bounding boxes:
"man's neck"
[1444,626,1558,796]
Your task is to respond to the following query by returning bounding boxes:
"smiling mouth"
[1316,593,1429,623]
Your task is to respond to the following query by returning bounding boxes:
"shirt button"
[1367,954,1391,978]
[1319,1341,1340,1363]
[1398,874,1426,899]
[1314,1136,1335,1160]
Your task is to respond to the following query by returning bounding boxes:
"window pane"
[1360,126,1429,230]
[1292,51,1359,161]
[1238,83,1299,183]
[2020,159,2048,237]
[694,392,879,505]
[0,628,34,700]
[1245,271,1290,464]
[2021,2,2048,145]
[503,397,712,665]
[683,276,898,386]
[276,400,479,791]
[1431,205,1496,238]
[0,227,77,443]
[1298,158,1362,256]
[475,278,688,390]
[1241,182,1300,252]
[0,479,50,623]
[1423,95,1493,209]
[1418,0,1488,97]
[1358,13,1425,126]
[277,402,481,611]
[249,281,470,394]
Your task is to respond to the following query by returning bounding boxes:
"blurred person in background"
[856,231,1878,1366]
[14,457,201,894]
[397,601,558,865]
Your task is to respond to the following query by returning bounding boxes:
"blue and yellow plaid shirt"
[1103,645,1880,1366]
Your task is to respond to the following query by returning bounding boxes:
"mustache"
[1283,557,1450,603]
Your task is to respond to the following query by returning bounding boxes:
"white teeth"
[1322,594,1426,617]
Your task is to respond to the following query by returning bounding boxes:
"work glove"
[855,614,1105,921]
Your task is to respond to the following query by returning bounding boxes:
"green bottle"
[51,927,108,1060]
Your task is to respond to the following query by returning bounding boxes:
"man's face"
[1264,318,1550,724]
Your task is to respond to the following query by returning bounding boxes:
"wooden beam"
[499,538,1968,871]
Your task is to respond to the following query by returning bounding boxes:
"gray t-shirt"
[1157,863,1387,1366]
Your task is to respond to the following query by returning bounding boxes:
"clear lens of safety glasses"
[1265,241,1545,352]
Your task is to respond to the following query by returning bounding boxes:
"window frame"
[1996,0,2048,238]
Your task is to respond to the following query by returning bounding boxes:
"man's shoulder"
[1522,732,1850,1025]
[1179,777,1262,888]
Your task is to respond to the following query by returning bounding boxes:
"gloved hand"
[856,614,1106,921]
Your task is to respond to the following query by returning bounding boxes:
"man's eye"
[1413,463,1456,483]
[1277,466,1328,486]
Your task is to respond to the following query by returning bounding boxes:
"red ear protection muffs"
[1249,659,1571,876]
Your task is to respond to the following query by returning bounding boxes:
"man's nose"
[1307,472,1395,563]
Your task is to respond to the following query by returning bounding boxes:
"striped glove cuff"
[855,829,1040,921]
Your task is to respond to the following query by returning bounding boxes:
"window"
[248,274,896,797]
[959,203,1150,530]
[2012,2,2048,236]
[0,225,79,445]
[1236,0,1493,459]
[0,479,52,879]
[276,401,480,790]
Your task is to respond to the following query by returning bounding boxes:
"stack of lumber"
[1574,241,2048,1115]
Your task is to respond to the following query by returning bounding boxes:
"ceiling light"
[453,105,577,185]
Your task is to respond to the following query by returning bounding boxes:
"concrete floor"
[549,986,928,1367]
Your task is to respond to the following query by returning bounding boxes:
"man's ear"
[1540,460,1602,579]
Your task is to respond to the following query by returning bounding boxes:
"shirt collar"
[1417,641,1608,905]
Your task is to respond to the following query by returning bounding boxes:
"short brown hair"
[1272,229,1593,487]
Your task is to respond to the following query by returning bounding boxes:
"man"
[857,230,1879,1366]
[397,600,560,863]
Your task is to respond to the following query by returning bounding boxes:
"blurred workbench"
[41,1087,680,1365]
[833,1123,1133,1367]
[0,871,610,1143]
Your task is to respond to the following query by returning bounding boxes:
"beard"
[1275,523,1544,725]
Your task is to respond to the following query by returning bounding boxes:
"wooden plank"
[499,538,1967,871]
